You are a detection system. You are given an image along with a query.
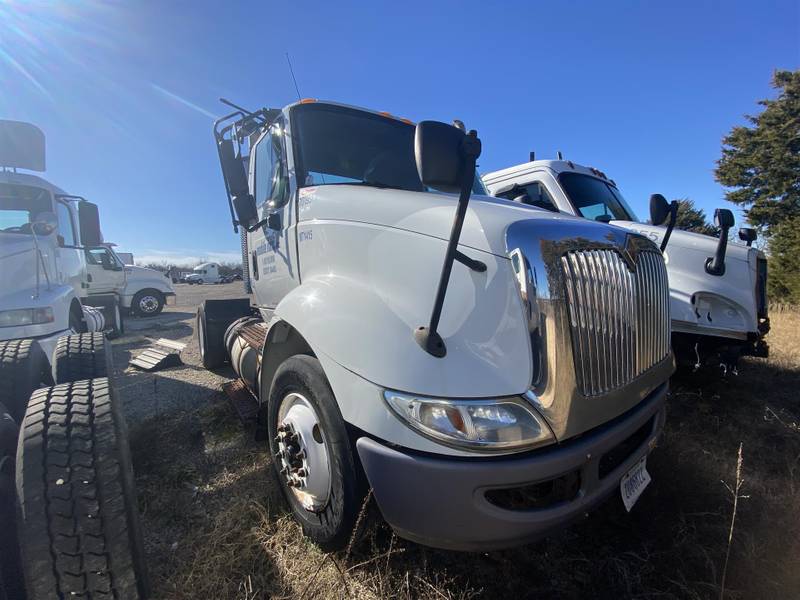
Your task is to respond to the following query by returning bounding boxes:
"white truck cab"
[483,159,769,369]
[85,244,175,316]
[185,262,222,284]
[198,100,674,551]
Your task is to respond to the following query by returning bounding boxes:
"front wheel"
[267,355,364,551]
[131,290,164,318]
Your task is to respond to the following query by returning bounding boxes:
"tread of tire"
[52,333,111,385]
[16,378,146,599]
[0,339,48,422]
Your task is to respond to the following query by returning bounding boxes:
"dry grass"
[128,309,800,599]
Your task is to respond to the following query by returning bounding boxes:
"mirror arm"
[705,225,731,276]
[415,130,482,358]
[660,201,678,252]
[454,250,486,272]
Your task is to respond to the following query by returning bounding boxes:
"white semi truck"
[198,99,674,551]
[483,159,769,370]
[185,261,222,284]
[0,122,148,597]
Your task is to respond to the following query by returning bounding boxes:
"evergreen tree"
[673,198,719,236]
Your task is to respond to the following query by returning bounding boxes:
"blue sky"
[1,0,798,265]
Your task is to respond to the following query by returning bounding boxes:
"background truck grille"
[561,249,670,397]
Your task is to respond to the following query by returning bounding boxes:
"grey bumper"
[356,383,667,551]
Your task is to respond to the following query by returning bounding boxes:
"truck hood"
[298,185,585,257]
[124,265,175,290]
[610,221,753,263]
[0,232,57,302]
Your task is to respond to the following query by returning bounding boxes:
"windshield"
[0,183,51,234]
[293,104,487,195]
[559,172,639,222]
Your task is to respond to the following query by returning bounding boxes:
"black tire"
[0,340,50,422]
[267,355,364,551]
[15,378,149,599]
[131,289,165,318]
[52,333,112,385]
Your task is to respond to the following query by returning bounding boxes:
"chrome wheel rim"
[275,392,331,512]
[139,295,159,313]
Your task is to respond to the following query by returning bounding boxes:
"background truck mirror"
[414,121,470,193]
[78,201,102,247]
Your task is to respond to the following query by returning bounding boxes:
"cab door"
[248,118,298,308]
[85,246,126,295]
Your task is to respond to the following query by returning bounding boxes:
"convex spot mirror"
[415,121,471,194]
[649,193,670,226]
[739,227,757,245]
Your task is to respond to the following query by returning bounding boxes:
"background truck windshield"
[0,184,51,234]
[559,172,639,222]
[293,104,489,196]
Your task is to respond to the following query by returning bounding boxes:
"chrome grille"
[561,249,670,397]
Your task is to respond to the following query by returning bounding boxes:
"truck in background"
[185,261,222,284]
[197,99,674,551]
[483,159,769,371]
[0,121,148,598]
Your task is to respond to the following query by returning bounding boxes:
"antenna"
[286,53,301,100]
[529,151,535,162]
[557,151,563,160]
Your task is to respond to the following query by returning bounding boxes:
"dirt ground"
[112,285,800,600]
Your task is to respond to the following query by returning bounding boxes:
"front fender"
[273,225,532,399]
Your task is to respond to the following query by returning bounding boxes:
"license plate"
[620,456,651,512]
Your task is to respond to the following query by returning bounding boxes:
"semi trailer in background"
[197,99,674,550]
[483,159,769,371]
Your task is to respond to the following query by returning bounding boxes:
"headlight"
[0,307,55,328]
[384,390,554,452]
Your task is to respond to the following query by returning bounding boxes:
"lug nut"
[296,468,307,477]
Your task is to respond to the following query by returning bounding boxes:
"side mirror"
[649,193,670,225]
[218,137,258,228]
[415,121,475,193]
[706,208,735,276]
[513,192,532,205]
[78,201,102,247]
[739,227,757,247]
[649,193,678,252]
[714,208,735,229]
[31,212,57,236]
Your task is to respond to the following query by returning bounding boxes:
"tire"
[131,290,165,318]
[0,340,50,423]
[52,333,112,385]
[267,355,365,551]
[15,378,149,599]
[197,279,203,285]
[108,300,125,339]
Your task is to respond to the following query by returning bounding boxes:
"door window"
[254,121,289,208]
[56,201,77,245]
[496,181,558,212]
[86,247,117,268]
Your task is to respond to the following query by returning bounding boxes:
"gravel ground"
[111,282,249,424]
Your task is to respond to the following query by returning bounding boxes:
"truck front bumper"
[356,382,667,551]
